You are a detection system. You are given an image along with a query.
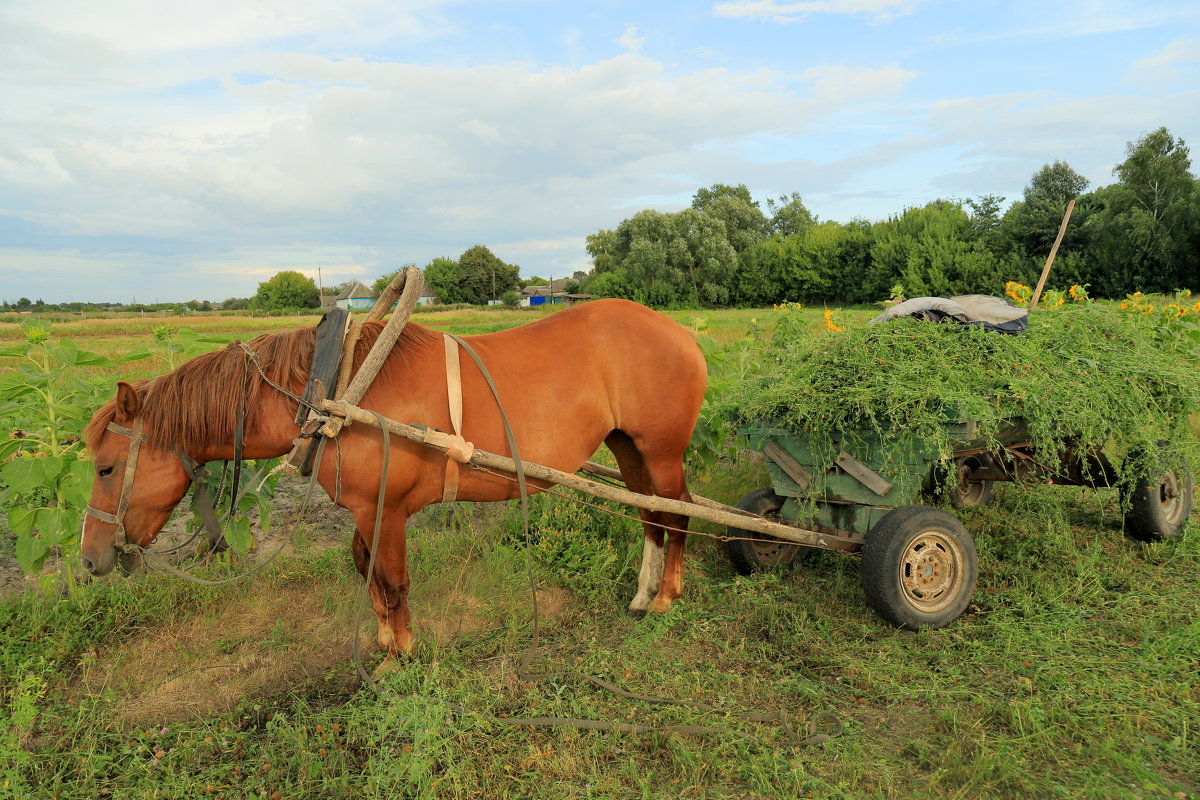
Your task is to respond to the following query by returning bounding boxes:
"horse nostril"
[81,555,95,575]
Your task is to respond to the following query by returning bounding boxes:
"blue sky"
[2,0,1198,303]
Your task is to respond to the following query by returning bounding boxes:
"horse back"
[349,299,705,507]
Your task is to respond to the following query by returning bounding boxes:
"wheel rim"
[748,536,795,567]
[898,528,965,614]
[1157,470,1186,526]
[748,499,799,567]
[953,458,986,505]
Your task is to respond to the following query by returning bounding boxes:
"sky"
[2,0,1199,304]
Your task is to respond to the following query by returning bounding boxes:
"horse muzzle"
[81,546,143,577]
[81,546,118,577]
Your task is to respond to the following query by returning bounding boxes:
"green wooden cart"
[723,418,1193,630]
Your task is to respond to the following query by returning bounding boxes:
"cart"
[723,417,1193,629]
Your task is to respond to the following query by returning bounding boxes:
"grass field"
[1,305,1197,799]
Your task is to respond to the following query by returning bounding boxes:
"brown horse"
[81,299,707,659]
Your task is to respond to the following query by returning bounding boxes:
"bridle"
[84,420,227,556]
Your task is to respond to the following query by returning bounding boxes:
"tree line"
[10,127,1192,313]
[581,127,1200,306]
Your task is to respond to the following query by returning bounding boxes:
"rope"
[352,411,393,696]
[137,538,289,586]
[238,341,310,410]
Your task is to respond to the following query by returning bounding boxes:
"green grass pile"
[720,302,1200,479]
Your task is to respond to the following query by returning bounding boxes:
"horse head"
[81,381,193,576]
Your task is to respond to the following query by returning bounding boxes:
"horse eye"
[98,466,114,478]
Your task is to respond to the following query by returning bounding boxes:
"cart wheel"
[928,455,994,508]
[1123,467,1193,542]
[950,454,995,508]
[861,505,978,630]
[724,488,808,574]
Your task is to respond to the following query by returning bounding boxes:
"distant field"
[0,304,853,383]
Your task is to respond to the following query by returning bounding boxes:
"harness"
[84,420,227,555]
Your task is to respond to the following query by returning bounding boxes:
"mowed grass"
[1,306,1197,799]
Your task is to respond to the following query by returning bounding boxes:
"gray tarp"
[869,294,1028,334]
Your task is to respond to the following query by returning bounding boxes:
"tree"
[254,270,319,310]
[737,220,872,305]
[424,257,464,304]
[1001,161,1090,261]
[766,193,816,237]
[966,194,1005,241]
[1090,128,1197,293]
[692,183,756,212]
[457,245,520,305]
[866,200,1008,300]
[584,196,760,307]
[697,195,767,254]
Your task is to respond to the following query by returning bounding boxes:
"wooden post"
[1029,198,1076,312]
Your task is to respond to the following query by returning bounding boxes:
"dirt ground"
[0,470,356,596]
[5,471,576,726]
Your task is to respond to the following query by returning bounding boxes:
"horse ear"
[114,381,141,424]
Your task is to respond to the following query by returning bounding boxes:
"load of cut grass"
[719,302,1200,482]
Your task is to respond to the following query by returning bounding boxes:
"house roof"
[335,281,374,300]
[521,277,576,296]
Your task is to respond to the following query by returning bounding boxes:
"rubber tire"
[861,505,978,630]
[1124,468,1193,542]
[724,488,807,575]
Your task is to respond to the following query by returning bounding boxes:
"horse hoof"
[626,606,648,619]
[373,656,403,676]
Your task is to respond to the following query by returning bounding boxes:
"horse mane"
[85,318,442,456]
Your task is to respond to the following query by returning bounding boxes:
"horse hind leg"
[605,432,691,617]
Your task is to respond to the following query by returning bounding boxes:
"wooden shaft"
[1029,198,1076,311]
[337,267,425,409]
[321,400,860,552]
[581,461,783,520]
[581,460,623,480]
[366,268,414,323]
[335,317,363,399]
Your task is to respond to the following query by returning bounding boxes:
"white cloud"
[712,0,918,23]
[1127,35,1200,86]
[4,1,1196,303]
[617,24,646,53]
[6,0,440,56]
[799,63,918,103]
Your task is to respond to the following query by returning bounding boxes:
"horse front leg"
[351,508,414,663]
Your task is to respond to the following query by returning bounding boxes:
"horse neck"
[191,385,300,463]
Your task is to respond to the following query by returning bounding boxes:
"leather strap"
[441,333,466,503]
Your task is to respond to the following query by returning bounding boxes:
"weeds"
[719,301,1200,492]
